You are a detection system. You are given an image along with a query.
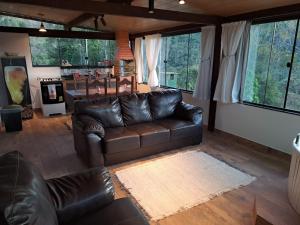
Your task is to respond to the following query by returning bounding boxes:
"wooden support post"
[104,78,108,95]
[208,23,222,131]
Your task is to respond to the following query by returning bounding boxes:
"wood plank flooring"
[0,112,299,225]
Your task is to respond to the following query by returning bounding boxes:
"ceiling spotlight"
[38,22,47,32]
[149,0,154,13]
[178,0,186,5]
[101,15,106,27]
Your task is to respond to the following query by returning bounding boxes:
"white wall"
[183,93,300,154]
[0,32,61,108]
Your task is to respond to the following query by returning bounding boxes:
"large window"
[243,19,300,113]
[158,33,201,91]
[0,15,63,30]
[30,37,116,66]
[142,33,201,91]
[29,37,60,66]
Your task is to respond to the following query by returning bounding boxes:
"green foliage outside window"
[0,15,63,30]
[0,15,116,67]
[157,33,201,91]
[243,20,300,112]
[29,37,116,66]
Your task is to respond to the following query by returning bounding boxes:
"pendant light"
[39,22,47,32]
[178,0,186,4]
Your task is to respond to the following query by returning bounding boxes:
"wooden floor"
[0,112,299,225]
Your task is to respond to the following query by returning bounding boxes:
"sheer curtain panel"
[213,21,250,103]
[134,37,144,83]
[145,34,162,87]
[193,26,215,100]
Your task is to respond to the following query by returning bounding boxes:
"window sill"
[159,85,193,94]
[243,101,300,116]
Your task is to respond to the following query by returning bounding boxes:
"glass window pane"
[0,15,63,29]
[158,37,167,86]
[187,33,201,91]
[87,40,116,65]
[59,38,86,66]
[286,24,300,111]
[264,20,297,108]
[165,34,189,89]
[30,37,60,66]
[243,23,274,103]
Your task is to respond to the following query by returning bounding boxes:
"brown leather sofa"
[0,151,149,225]
[72,89,203,166]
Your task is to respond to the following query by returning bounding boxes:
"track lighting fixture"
[101,15,106,27]
[148,0,154,13]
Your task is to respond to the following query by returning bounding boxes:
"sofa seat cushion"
[68,198,149,225]
[127,123,170,147]
[156,119,201,140]
[104,127,140,154]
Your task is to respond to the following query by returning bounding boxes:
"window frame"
[157,31,201,92]
[29,36,116,67]
[242,18,300,115]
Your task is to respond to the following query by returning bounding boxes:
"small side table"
[0,105,23,132]
[288,134,300,215]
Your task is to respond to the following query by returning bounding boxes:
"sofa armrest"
[74,114,105,138]
[46,167,114,225]
[72,115,105,167]
[175,102,203,125]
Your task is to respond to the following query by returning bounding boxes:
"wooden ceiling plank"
[0,0,221,24]
[130,24,203,38]
[224,3,300,23]
[0,26,115,39]
[65,13,95,30]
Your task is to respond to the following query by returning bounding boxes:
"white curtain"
[213,21,250,103]
[193,26,215,100]
[134,37,144,83]
[145,34,162,87]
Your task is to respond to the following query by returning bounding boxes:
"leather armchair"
[0,151,149,225]
[46,168,114,224]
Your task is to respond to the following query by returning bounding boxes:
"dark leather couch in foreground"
[72,89,203,166]
[0,151,149,225]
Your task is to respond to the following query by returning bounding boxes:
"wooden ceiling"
[132,0,300,16]
[0,0,299,34]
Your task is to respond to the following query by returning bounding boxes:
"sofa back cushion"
[119,93,152,126]
[0,151,58,225]
[149,89,182,120]
[74,98,124,128]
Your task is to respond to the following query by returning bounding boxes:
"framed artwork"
[0,57,33,119]
[0,57,31,106]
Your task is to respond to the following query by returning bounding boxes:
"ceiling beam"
[224,3,300,23]
[0,11,101,31]
[0,26,115,39]
[130,24,203,39]
[0,0,221,24]
[65,13,95,30]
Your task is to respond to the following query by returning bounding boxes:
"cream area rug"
[115,150,256,221]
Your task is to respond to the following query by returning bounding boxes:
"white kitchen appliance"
[39,78,66,117]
